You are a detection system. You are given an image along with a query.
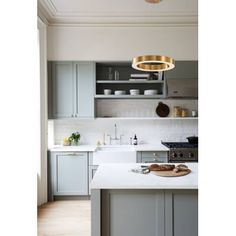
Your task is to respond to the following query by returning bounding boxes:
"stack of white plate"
[114,90,126,95]
[130,89,140,95]
[144,89,158,95]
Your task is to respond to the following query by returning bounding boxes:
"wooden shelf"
[96,80,164,84]
[95,117,198,120]
[95,95,165,99]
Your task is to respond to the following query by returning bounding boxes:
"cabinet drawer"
[141,152,168,163]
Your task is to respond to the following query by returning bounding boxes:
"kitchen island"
[90,163,198,236]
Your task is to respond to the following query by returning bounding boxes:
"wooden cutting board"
[151,169,191,177]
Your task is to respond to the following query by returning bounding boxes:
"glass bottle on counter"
[133,134,138,145]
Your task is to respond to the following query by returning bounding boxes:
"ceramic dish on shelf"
[114,90,126,95]
[104,89,112,95]
[130,89,140,95]
[144,89,158,95]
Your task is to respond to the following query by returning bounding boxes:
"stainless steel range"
[162,142,198,163]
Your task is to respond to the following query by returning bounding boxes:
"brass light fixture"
[132,55,175,72]
[145,0,161,3]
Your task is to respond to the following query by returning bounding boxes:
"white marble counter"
[91,163,198,190]
[49,143,169,152]
[134,144,169,151]
[49,145,97,152]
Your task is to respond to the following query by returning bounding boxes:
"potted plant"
[69,132,81,146]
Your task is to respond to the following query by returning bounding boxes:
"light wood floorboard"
[38,200,91,236]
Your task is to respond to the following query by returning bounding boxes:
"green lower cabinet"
[137,151,168,163]
[49,152,89,198]
[165,190,198,236]
[92,189,198,236]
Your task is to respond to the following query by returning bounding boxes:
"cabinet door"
[165,190,198,236]
[51,62,76,118]
[74,62,95,118]
[102,190,165,236]
[141,151,168,163]
[53,153,88,195]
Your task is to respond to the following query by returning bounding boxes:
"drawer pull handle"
[67,153,85,156]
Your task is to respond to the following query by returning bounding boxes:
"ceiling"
[38,0,198,26]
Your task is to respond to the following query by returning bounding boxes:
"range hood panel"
[167,78,198,98]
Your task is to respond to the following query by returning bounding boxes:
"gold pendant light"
[132,55,175,72]
[145,0,161,3]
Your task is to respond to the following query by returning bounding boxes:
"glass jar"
[114,70,119,80]
[108,67,113,80]
[181,109,188,117]
[173,106,182,117]
[71,140,79,146]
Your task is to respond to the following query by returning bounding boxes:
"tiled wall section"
[96,99,198,117]
[51,99,198,146]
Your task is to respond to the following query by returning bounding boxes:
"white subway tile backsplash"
[51,119,197,145]
[49,99,198,146]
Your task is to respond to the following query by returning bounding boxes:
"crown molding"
[38,0,198,27]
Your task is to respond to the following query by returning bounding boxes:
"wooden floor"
[38,200,91,236]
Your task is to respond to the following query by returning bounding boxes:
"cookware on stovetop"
[186,136,198,144]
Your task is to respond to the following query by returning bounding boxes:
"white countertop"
[49,145,97,152]
[49,143,169,152]
[90,163,198,190]
[134,144,169,151]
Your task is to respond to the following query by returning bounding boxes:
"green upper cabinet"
[165,61,198,79]
[48,61,95,119]
[74,62,95,118]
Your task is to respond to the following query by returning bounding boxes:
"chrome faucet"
[107,124,124,145]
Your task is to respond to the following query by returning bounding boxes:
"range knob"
[172,153,177,158]
[189,153,194,158]
[178,153,183,158]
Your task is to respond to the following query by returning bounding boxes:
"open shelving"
[95,117,198,120]
[95,62,166,98]
[96,80,164,84]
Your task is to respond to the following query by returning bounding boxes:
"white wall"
[50,99,198,145]
[38,18,48,206]
[47,26,197,60]
[52,119,198,146]
[96,99,198,118]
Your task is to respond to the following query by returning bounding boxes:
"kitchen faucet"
[107,124,124,145]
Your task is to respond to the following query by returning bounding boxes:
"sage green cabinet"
[137,151,168,163]
[74,62,95,118]
[49,61,75,118]
[92,189,198,236]
[48,61,95,119]
[165,190,198,236]
[49,152,89,197]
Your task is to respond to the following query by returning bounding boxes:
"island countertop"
[90,163,198,190]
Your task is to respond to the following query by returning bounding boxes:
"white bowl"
[144,89,158,95]
[115,90,126,95]
[104,89,112,95]
[130,89,140,95]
